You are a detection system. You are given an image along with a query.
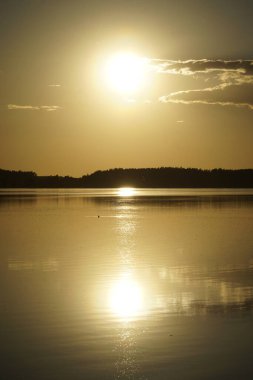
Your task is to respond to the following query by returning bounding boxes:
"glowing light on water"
[109,274,143,320]
[117,188,135,197]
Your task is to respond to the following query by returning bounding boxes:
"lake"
[0,188,253,380]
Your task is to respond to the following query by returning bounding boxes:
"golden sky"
[1,0,253,176]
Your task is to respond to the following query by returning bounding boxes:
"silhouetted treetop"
[0,167,253,188]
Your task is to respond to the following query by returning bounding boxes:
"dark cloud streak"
[152,59,253,76]
[153,59,253,111]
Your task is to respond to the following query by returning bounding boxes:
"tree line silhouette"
[1,167,253,188]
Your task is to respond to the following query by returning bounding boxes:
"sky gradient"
[1,0,253,176]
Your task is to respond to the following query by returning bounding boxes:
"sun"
[105,51,148,94]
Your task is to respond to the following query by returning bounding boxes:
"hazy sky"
[1,0,253,176]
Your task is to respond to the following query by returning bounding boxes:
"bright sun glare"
[105,52,148,94]
[109,275,143,320]
[117,187,135,197]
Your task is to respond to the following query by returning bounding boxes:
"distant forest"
[1,167,253,188]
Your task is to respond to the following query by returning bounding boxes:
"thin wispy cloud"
[150,59,253,76]
[150,59,253,111]
[48,84,61,87]
[8,104,62,112]
[8,105,40,110]
[40,106,62,112]
[159,98,253,111]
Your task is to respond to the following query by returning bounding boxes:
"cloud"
[40,106,62,112]
[159,97,253,111]
[8,105,40,110]
[48,84,61,87]
[151,59,253,111]
[150,59,253,76]
[8,104,62,112]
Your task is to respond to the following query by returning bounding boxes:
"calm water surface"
[0,188,253,379]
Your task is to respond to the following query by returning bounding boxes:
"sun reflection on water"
[117,187,136,197]
[109,274,144,321]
